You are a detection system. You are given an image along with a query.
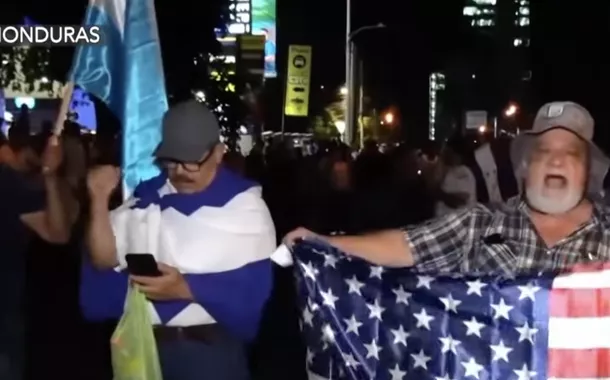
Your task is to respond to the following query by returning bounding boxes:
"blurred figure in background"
[434,135,477,216]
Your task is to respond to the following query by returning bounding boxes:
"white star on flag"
[388,364,406,380]
[439,293,462,313]
[515,321,538,343]
[369,266,383,279]
[517,282,540,301]
[416,275,434,289]
[342,353,360,368]
[300,261,318,280]
[514,363,537,380]
[344,276,365,295]
[439,335,461,354]
[463,317,485,337]
[323,253,338,268]
[302,307,314,326]
[465,279,486,296]
[410,349,431,369]
[413,308,435,330]
[343,315,362,335]
[392,285,412,305]
[366,299,385,320]
[364,339,382,359]
[390,325,410,346]
[491,298,514,320]
[461,357,484,378]
[490,339,513,362]
[320,288,339,309]
[306,348,315,364]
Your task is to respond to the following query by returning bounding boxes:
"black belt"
[154,324,227,344]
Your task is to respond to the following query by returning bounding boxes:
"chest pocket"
[465,239,520,274]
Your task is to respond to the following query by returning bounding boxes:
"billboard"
[227,0,251,35]
[284,45,312,117]
[252,0,277,78]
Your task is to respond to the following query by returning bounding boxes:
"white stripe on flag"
[548,316,610,349]
[552,268,610,289]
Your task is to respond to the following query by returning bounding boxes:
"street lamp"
[505,104,518,117]
[345,21,386,144]
[335,120,346,139]
[339,86,348,96]
[383,112,394,124]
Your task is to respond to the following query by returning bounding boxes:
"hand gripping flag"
[291,239,610,380]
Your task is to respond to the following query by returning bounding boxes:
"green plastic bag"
[111,285,163,380]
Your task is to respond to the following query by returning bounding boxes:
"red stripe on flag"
[548,348,610,378]
[567,262,610,273]
[550,288,610,318]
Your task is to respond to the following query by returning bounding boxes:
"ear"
[212,143,225,164]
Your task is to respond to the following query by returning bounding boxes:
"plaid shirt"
[406,196,610,274]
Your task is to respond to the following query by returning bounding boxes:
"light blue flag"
[69,0,167,195]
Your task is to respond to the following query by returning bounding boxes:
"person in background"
[82,100,275,379]
[435,135,477,216]
[285,101,610,275]
[0,133,73,380]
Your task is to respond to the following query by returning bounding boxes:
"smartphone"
[125,253,161,277]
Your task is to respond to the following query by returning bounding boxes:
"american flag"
[292,239,610,380]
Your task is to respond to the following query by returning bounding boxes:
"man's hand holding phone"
[130,263,193,301]
[126,254,193,301]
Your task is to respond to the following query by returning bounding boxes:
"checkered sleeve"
[405,207,475,272]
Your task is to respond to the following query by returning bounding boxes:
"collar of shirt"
[483,195,610,241]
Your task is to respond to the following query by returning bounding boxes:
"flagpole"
[53,82,75,136]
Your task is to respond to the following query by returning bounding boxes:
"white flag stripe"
[552,269,610,289]
[548,316,610,349]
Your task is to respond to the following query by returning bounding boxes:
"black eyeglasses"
[157,150,214,173]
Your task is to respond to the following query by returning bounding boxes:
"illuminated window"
[463,6,479,15]
[428,72,445,141]
[476,19,494,27]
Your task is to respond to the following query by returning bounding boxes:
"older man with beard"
[284,101,610,274]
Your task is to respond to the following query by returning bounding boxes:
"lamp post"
[344,21,385,145]
[335,120,346,141]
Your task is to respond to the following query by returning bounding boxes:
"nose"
[547,151,566,168]
[173,163,187,175]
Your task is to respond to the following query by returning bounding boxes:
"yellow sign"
[284,45,312,117]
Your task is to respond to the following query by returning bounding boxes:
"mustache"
[169,174,195,183]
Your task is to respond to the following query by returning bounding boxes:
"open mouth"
[544,174,567,188]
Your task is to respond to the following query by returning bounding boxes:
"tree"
[203,58,246,152]
[311,113,339,140]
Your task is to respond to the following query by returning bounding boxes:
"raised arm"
[85,165,121,269]
[20,136,74,243]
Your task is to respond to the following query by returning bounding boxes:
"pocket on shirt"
[466,241,520,274]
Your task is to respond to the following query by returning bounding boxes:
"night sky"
[2,0,610,149]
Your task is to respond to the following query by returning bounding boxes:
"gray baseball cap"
[154,100,221,162]
[510,101,610,195]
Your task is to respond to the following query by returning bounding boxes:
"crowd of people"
[1,99,609,379]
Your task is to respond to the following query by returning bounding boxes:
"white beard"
[525,185,581,214]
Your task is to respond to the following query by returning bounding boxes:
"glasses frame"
[157,149,214,173]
